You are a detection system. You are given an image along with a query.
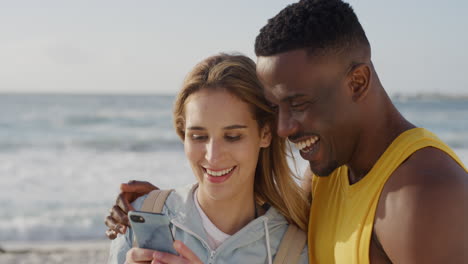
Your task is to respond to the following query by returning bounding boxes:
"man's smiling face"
[257,49,361,176]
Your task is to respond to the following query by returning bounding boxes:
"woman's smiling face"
[183,88,271,201]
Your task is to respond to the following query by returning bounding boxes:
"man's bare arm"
[375,148,468,263]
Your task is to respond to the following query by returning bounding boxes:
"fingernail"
[153,252,163,259]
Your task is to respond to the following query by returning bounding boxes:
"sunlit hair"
[173,53,309,231]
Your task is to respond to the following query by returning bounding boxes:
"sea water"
[0,94,467,242]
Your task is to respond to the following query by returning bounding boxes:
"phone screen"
[128,211,178,255]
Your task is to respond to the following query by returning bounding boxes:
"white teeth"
[294,136,319,151]
[206,167,235,177]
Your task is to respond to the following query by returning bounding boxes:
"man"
[106,1,467,263]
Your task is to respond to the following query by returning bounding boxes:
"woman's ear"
[259,124,272,148]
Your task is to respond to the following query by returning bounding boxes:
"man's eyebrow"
[224,125,247,130]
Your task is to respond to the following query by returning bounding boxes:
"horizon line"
[1,91,468,98]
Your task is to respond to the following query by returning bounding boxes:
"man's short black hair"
[255,0,370,57]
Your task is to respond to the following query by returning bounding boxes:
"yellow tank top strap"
[370,128,466,179]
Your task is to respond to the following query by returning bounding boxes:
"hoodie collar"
[165,183,288,252]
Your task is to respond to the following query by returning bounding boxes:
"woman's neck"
[196,188,256,235]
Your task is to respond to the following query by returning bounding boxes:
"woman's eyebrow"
[223,125,247,130]
[187,126,205,131]
[187,125,247,130]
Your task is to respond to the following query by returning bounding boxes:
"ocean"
[0,94,467,242]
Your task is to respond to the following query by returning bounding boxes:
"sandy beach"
[0,240,110,264]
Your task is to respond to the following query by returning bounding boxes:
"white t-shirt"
[194,190,231,249]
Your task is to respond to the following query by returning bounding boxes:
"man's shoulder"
[381,146,467,220]
[374,146,468,262]
[387,146,467,193]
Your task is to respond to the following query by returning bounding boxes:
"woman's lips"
[203,166,237,183]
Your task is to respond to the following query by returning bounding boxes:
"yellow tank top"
[307,128,467,263]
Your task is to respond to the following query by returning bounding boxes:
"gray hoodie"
[108,184,308,264]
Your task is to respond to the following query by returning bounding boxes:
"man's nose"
[276,108,299,138]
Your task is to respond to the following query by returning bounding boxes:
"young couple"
[107,1,468,263]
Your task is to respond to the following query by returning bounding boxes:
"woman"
[107,53,309,264]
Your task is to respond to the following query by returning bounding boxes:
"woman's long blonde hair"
[173,53,309,231]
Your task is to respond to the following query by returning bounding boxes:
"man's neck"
[347,97,415,184]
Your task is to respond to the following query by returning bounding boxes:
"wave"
[392,93,468,101]
[3,131,468,153]
[64,112,171,128]
[436,131,468,149]
[0,137,183,153]
[0,206,109,241]
[0,150,193,242]
[65,115,114,126]
[77,138,183,152]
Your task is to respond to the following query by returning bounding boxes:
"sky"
[0,0,467,95]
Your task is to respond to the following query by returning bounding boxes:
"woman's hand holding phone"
[127,211,202,264]
[125,247,154,264]
[125,240,202,264]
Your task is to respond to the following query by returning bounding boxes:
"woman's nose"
[205,139,225,163]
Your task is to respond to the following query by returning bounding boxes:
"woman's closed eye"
[190,134,208,141]
[225,134,242,142]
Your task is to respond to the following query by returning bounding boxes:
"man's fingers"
[105,215,119,231]
[116,181,159,216]
[105,212,126,235]
[126,248,156,263]
[105,229,117,240]
[103,205,127,239]
[110,205,130,227]
[116,192,136,213]
[121,180,159,194]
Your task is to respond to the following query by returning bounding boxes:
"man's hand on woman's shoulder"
[104,180,158,239]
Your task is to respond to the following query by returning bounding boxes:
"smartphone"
[128,211,178,255]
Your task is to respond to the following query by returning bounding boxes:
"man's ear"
[348,63,371,102]
[260,124,272,148]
